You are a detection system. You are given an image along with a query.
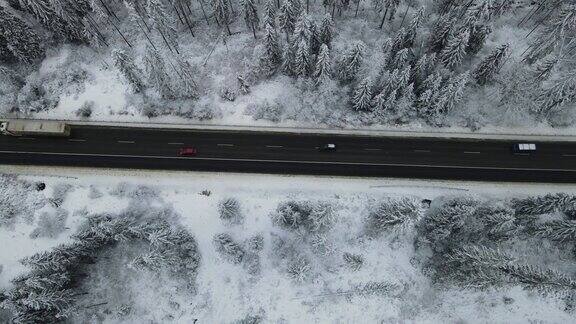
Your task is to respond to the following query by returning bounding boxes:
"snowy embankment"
[1,166,576,323]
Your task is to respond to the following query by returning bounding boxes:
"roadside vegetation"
[0,1,575,131]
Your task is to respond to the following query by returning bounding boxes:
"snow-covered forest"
[1,170,576,322]
[0,0,575,131]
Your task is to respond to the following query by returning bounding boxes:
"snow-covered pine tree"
[473,44,509,85]
[433,72,469,118]
[372,88,397,118]
[212,0,232,34]
[314,43,331,84]
[405,6,424,48]
[525,5,576,63]
[378,0,399,28]
[352,77,373,111]
[143,46,175,99]
[319,14,334,47]
[466,24,492,56]
[396,82,416,120]
[17,0,86,41]
[291,14,312,77]
[260,16,282,76]
[413,52,437,87]
[175,56,199,99]
[339,42,365,83]
[429,14,455,53]
[534,57,558,81]
[309,21,321,55]
[440,30,470,69]
[278,0,302,38]
[417,72,443,119]
[112,49,145,93]
[293,38,310,77]
[531,220,576,242]
[0,6,44,63]
[241,0,260,38]
[148,0,180,51]
[281,41,296,75]
[536,69,576,117]
[263,0,276,28]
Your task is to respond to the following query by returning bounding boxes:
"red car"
[178,147,198,156]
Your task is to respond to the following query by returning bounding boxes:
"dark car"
[178,147,198,156]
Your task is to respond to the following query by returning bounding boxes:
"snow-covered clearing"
[1,166,575,323]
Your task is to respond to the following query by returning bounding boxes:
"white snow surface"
[1,166,575,323]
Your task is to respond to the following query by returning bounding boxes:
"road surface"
[0,125,575,183]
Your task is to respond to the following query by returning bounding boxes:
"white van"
[512,143,537,153]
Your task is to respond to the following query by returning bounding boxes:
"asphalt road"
[1,125,576,183]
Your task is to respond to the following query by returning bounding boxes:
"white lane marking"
[18,137,35,140]
[118,140,135,144]
[217,144,234,147]
[168,142,184,145]
[464,151,481,154]
[266,145,284,148]
[1,150,574,172]
[69,139,86,142]
[563,154,576,157]
[414,149,431,153]
[364,148,381,151]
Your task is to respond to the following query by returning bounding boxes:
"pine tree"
[441,30,470,69]
[433,72,468,117]
[352,77,373,111]
[314,43,331,84]
[536,69,576,116]
[263,0,276,28]
[532,220,576,242]
[0,6,44,64]
[278,0,302,37]
[281,41,296,75]
[143,46,175,100]
[212,0,232,34]
[417,72,443,119]
[405,6,424,48]
[429,14,455,53]
[473,44,509,85]
[396,82,416,120]
[309,21,321,55]
[293,38,310,77]
[467,24,492,55]
[260,20,282,76]
[288,14,312,77]
[413,53,437,87]
[149,0,179,51]
[339,42,365,82]
[319,14,334,47]
[242,0,260,38]
[112,49,145,94]
[175,56,199,99]
[525,5,576,63]
[17,0,86,42]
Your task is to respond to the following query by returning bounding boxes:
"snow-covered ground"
[1,166,575,323]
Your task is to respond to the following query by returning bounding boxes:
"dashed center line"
[168,142,184,145]
[563,154,576,157]
[266,145,284,148]
[414,149,431,153]
[464,151,481,154]
[69,139,86,142]
[364,148,382,151]
[217,144,234,147]
[118,140,135,144]
[18,137,35,140]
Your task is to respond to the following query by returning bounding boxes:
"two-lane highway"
[1,125,576,182]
